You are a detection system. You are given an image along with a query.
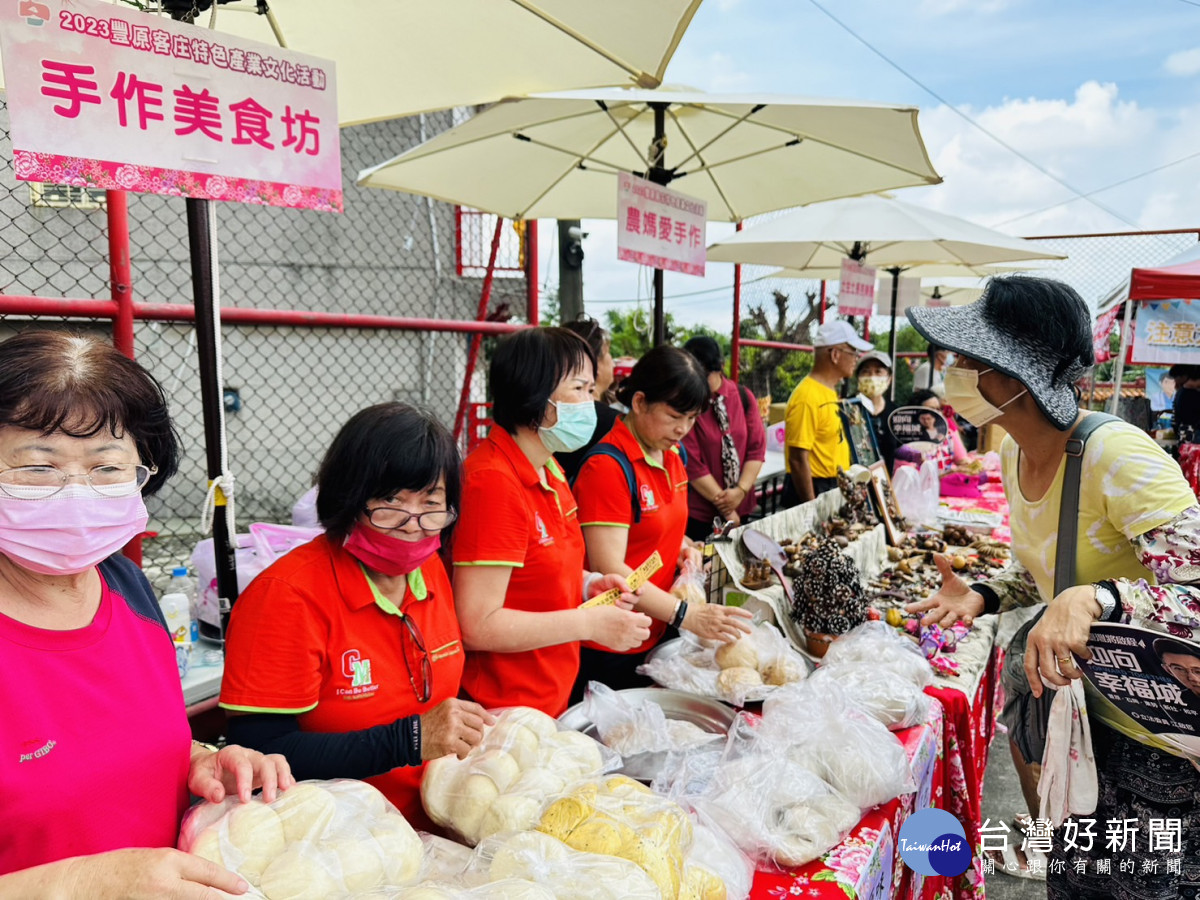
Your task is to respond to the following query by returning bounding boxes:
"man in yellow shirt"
[783,320,871,506]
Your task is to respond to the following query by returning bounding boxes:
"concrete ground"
[978,734,1047,900]
[978,607,1046,900]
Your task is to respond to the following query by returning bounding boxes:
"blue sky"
[537,0,1200,329]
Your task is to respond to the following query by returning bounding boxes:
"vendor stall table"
[707,492,1005,900]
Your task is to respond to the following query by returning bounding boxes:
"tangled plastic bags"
[180,779,423,899]
[582,682,721,757]
[813,622,933,729]
[694,716,859,870]
[670,558,707,606]
[470,830,661,900]
[761,680,916,809]
[389,880,556,900]
[421,706,617,845]
[682,805,755,900]
[535,773,695,898]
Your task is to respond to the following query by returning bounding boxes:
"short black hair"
[490,327,595,433]
[616,345,710,414]
[981,276,1095,386]
[1154,637,1200,663]
[563,317,609,373]
[908,388,940,407]
[316,402,461,540]
[0,331,180,495]
[682,335,724,374]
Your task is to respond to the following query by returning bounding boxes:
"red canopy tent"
[1097,242,1200,412]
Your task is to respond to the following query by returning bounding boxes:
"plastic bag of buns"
[179,779,423,899]
[421,706,618,846]
[532,774,698,898]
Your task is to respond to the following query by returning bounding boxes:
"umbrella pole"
[649,103,668,346]
[186,198,239,633]
[887,268,900,401]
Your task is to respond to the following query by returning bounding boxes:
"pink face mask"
[344,523,441,577]
[0,485,149,576]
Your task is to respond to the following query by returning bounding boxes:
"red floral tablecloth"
[749,646,1003,900]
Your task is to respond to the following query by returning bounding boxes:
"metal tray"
[558,688,735,781]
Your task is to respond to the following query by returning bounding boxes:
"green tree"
[737,289,821,402]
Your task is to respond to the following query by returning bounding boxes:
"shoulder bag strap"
[570,443,641,524]
[1054,413,1121,594]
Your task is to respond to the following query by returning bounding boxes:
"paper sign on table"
[0,0,342,211]
[581,551,663,608]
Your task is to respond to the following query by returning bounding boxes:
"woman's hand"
[713,486,746,518]
[905,554,986,628]
[676,540,703,572]
[586,572,641,611]
[60,847,250,899]
[419,699,494,760]
[587,605,653,651]
[681,603,754,643]
[188,744,293,805]
[1024,585,1101,697]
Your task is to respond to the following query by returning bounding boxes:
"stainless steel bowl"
[558,687,735,781]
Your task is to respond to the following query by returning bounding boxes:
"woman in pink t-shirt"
[0,332,292,897]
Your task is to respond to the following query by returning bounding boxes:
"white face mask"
[943,366,1026,427]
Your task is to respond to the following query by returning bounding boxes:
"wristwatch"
[1092,581,1119,620]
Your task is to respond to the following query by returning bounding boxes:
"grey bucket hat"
[905,281,1087,430]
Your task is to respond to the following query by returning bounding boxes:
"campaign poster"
[1079,622,1200,761]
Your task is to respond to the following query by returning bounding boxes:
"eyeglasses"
[0,463,155,499]
[363,506,457,531]
[398,612,432,703]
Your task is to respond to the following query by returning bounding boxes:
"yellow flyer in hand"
[581,551,663,608]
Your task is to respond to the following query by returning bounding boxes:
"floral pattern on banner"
[13,149,343,213]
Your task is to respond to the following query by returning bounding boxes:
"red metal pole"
[818,281,827,324]
[739,339,815,352]
[730,220,743,383]
[105,189,142,566]
[526,219,539,326]
[454,217,505,442]
[107,191,135,360]
[863,316,871,341]
[0,295,530,334]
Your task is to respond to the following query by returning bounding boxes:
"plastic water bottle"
[160,566,195,644]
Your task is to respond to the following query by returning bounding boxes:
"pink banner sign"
[616,172,706,277]
[838,258,877,316]
[0,0,341,212]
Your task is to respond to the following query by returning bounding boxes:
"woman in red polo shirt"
[572,347,754,696]
[453,328,652,716]
[220,403,492,828]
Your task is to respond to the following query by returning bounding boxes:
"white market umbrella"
[0,0,705,126]
[707,195,1064,363]
[358,87,942,341]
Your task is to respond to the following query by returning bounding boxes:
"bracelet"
[671,600,689,629]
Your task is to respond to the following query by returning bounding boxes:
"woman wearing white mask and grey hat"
[453,327,650,717]
[0,332,292,897]
[903,276,1200,895]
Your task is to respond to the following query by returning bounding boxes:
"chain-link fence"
[0,98,530,585]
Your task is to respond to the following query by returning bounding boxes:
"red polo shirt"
[574,419,689,653]
[219,535,464,828]
[453,428,586,716]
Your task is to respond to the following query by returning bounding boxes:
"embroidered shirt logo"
[342,649,372,686]
[534,512,553,546]
[18,738,56,763]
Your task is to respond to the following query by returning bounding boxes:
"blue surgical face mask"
[538,399,597,453]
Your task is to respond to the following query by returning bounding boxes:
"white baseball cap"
[814,319,873,351]
[856,349,893,372]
